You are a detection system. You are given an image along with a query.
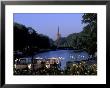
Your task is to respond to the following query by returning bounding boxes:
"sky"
[14,13,84,40]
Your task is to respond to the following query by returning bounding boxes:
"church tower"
[56,26,61,47]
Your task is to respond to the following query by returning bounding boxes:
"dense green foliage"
[14,23,56,55]
[65,61,97,75]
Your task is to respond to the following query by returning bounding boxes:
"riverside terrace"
[14,57,62,75]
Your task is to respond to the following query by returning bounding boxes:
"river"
[24,50,89,69]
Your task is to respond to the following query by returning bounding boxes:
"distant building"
[56,26,61,47]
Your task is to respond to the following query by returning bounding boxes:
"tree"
[82,13,97,55]
[14,22,55,55]
[14,23,29,51]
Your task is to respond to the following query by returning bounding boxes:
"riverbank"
[14,58,97,75]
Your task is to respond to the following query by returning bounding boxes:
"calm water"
[25,50,89,69]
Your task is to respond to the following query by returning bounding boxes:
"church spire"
[56,26,61,48]
[58,26,59,34]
